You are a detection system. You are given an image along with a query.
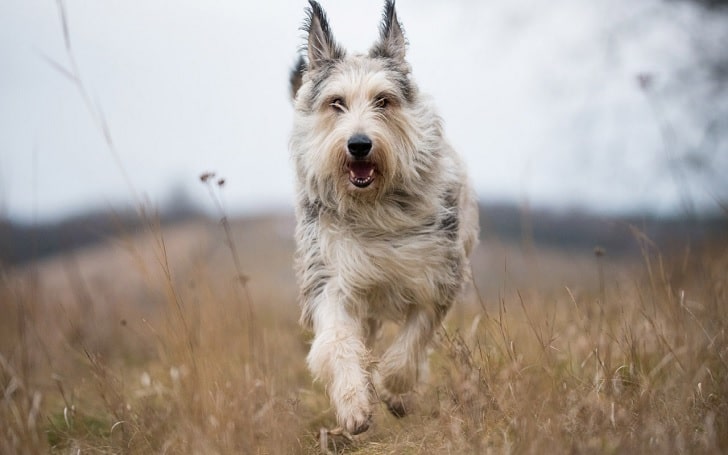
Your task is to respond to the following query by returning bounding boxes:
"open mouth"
[347,161,376,188]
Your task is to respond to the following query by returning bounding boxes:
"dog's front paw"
[332,380,373,435]
[342,409,372,435]
[337,383,373,435]
[337,393,372,435]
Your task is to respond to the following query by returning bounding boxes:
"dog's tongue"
[349,161,375,179]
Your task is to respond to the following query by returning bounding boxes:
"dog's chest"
[320,221,453,314]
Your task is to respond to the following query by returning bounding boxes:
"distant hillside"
[0,206,200,267]
[1,204,725,266]
[479,204,727,256]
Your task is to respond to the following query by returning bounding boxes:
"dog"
[289,0,479,435]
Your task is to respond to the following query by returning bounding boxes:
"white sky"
[0,0,724,222]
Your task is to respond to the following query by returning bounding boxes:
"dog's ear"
[370,0,406,61]
[289,55,306,101]
[304,1,344,70]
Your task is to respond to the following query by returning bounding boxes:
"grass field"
[1,212,726,454]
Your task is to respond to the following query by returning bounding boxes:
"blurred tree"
[685,0,728,8]
[639,0,728,214]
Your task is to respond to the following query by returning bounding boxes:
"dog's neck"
[305,188,444,238]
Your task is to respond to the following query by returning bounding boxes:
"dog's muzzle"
[347,134,376,188]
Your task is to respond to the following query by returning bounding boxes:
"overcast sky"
[1,0,725,222]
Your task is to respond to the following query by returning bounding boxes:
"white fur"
[290,1,479,434]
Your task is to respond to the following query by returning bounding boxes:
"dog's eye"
[330,98,345,112]
[374,96,389,109]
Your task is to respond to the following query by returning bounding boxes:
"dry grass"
[12,3,723,452]
[11,2,724,452]
[1,213,726,454]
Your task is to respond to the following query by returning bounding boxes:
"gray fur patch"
[439,190,460,240]
[289,55,306,100]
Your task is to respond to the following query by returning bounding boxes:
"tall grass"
[1,214,308,453]
[425,237,728,453]
[1,220,726,453]
[2,2,725,452]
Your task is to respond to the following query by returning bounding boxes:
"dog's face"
[291,1,426,205]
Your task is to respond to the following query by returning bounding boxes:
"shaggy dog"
[289,0,479,435]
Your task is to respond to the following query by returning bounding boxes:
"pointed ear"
[305,1,344,70]
[370,0,406,61]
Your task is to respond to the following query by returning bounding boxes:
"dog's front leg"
[307,291,372,434]
[376,306,438,417]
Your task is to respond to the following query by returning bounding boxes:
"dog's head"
[291,1,434,207]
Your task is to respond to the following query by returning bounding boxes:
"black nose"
[347,134,372,158]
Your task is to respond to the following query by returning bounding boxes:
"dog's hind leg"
[307,292,372,435]
[375,306,440,417]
